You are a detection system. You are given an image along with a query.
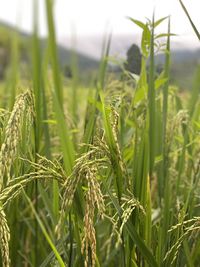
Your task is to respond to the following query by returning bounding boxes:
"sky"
[0,0,199,49]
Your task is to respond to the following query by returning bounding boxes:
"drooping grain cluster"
[0,158,65,208]
[110,106,129,186]
[0,90,34,189]
[0,208,10,267]
[119,196,145,237]
[0,153,68,266]
[0,90,34,267]
[56,143,106,234]
[164,217,200,264]
[81,166,105,267]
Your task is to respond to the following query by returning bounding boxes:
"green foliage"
[0,3,200,267]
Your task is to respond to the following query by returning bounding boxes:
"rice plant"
[0,0,199,266]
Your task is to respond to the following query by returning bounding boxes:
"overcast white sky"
[0,0,199,48]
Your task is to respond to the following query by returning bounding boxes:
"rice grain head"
[81,167,105,267]
[0,208,10,267]
[0,90,34,190]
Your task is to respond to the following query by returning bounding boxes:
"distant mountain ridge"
[60,33,200,61]
[1,20,200,67]
[59,34,200,89]
[0,21,99,72]
[0,21,200,88]
[156,49,200,64]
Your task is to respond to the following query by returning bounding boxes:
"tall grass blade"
[148,13,156,177]
[24,190,65,267]
[46,0,63,107]
[179,0,200,41]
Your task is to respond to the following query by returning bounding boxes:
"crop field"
[0,0,200,267]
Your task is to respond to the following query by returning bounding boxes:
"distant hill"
[156,49,200,64]
[0,21,99,73]
[0,21,199,89]
[60,33,200,89]
[155,50,200,89]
